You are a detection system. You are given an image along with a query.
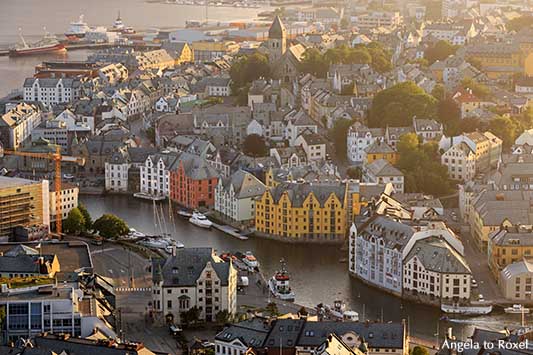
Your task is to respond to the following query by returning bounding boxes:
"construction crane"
[0,144,85,235]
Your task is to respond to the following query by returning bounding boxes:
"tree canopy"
[329,118,355,161]
[63,208,85,235]
[93,214,129,239]
[242,134,268,157]
[425,40,459,65]
[78,203,92,230]
[397,133,453,196]
[300,43,392,78]
[506,15,533,32]
[230,53,271,105]
[368,82,438,127]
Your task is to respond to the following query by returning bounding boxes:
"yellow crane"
[0,144,85,235]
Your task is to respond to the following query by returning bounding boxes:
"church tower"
[267,16,287,63]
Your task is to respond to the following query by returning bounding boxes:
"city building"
[294,132,328,163]
[0,102,43,149]
[500,258,533,301]
[441,142,476,182]
[49,183,79,229]
[352,11,403,29]
[254,181,351,243]
[98,63,129,85]
[363,159,404,193]
[169,152,219,209]
[470,190,533,251]
[0,177,50,241]
[105,146,157,193]
[412,118,443,142]
[191,40,240,62]
[363,141,398,165]
[488,225,533,280]
[138,151,179,199]
[214,170,266,224]
[23,78,81,106]
[346,123,385,164]
[0,244,60,278]
[403,236,471,303]
[151,247,237,323]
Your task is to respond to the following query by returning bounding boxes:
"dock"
[0,42,161,57]
[212,222,249,240]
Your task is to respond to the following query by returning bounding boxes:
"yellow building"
[0,176,50,239]
[191,40,240,63]
[488,225,533,280]
[164,42,194,65]
[465,43,530,78]
[255,182,352,242]
[363,141,399,165]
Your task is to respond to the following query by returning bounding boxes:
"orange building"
[169,152,218,209]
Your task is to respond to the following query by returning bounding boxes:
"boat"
[189,211,212,229]
[242,251,258,270]
[268,259,295,301]
[65,15,91,39]
[9,32,66,57]
[138,238,167,249]
[505,304,530,314]
[325,300,359,321]
[110,12,125,32]
[177,209,192,218]
[441,303,493,315]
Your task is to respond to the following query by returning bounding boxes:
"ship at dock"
[65,15,91,39]
[9,33,66,57]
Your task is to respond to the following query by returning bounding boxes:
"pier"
[0,42,162,57]
[212,222,249,240]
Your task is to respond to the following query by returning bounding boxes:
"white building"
[215,170,266,223]
[500,259,533,301]
[441,142,476,182]
[139,151,179,198]
[346,122,385,164]
[50,184,79,226]
[284,110,318,146]
[362,159,404,193]
[352,11,403,29]
[23,78,81,106]
[0,102,43,149]
[403,236,471,302]
[413,118,443,142]
[294,132,327,162]
[98,63,128,85]
[152,247,237,323]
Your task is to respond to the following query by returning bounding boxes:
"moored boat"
[324,300,359,321]
[268,259,295,301]
[504,304,530,314]
[441,303,493,315]
[189,211,212,229]
[9,33,66,57]
[65,15,91,39]
[243,251,258,269]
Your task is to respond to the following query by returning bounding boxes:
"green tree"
[346,166,362,180]
[215,310,231,324]
[78,203,93,230]
[180,306,201,326]
[329,118,355,161]
[437,97,461,135]
[397,133,452,196]
[368,82,438,128]
[461,78,491,100]
[300,48,329,78]
[242,134,268,157]
[265,302,279,316]
[431,84,445,101]
[411,346,430,355]
[93,214,129,239]
[506,15,533,32]
[230,53,271,88]
[488,116,519,149]
[425,40,458,65]
[63,208,86,235]
[145,127,156,144]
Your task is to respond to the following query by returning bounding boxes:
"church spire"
[269,15,286,39]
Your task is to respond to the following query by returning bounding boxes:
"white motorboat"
[441,303,493,315]
[243,251,258,269]
[505,304,530,314]
[325,300,359,321]
[138,238,167,249]
[189,211,212,228]
[65,15,91,39]
[268,259,295,301]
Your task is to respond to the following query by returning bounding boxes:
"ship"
[268,259,296,301]
[9,33,66,57]
[65,15,91,39]
[109,11,135,34]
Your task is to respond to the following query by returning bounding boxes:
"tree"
[215,310,231,324]
[346,166,362,180]
[329,118,355,161]
[437,97,461,135]
[300,48,329,78]
[265,302,279,316]
[78,203,92,230]
[397,133,453,196]
[431,84,445,101]
[411,346,430,355]
[93,214,129,239]
[488,116,519,149]
[368,82,438,128]
[146,127,156,145]
[297,306,308,318]
[230,53,270,89]
[63,208,85,235]
[425,40,458,65]
[461,78,491,100]
[506,15,533,32]
[180,306,201,327]
[242,134,268,157]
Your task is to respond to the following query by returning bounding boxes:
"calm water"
[80,195,531,341]
[0,0,265,45]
